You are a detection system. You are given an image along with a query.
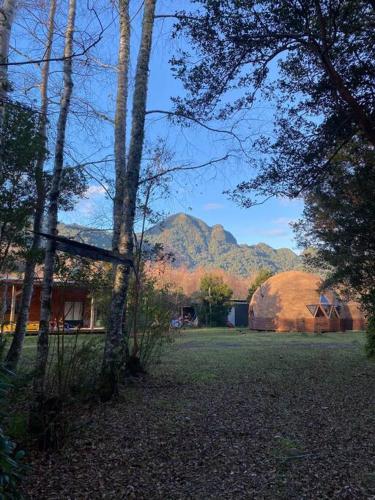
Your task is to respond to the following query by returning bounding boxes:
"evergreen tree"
[294,142,375,354]
[172,1,375,203]
[198,274,233,326]
[248,268,274,301]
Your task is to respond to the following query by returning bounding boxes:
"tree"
[0,101,44,274]
[33,0,77,403]
[294,140,375,353]
[198,274,233,327]
[5,0,57,372]
[100,0,156,400]
[172,1,375,203]
[248,268,274,301]
[0,0,16,102]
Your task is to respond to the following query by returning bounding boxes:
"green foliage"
[295,144,375,319]
[0,429,25,499]
[47,335,102,399]
[127,274,175,372]
[198,274,233,326]
[0,101,45,271]
[248,268,274,301]
[365,317,375,359]
[172,1,374,203]
[29,335,103,451]
[0,341,25,498]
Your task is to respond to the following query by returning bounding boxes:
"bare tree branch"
[139,154,232,184]
[146,109,243,141]
[1,11,107,67]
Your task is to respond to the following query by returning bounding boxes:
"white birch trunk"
[0,0,16,101]
[112,0,130,254]
[101,0,156,399]
[5,0,56,372]
[33,0,76,400]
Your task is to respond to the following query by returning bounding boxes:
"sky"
[10,1,304,251]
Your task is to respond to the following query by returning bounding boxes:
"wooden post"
[10,284,16,325]
[89,296,95,331]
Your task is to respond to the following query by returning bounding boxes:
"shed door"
[235,304,249,327]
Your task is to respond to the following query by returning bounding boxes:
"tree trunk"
[112,0,130,255]
[32,0,76,401]
[101,0,156,400]
[5,0,56,372]
[318,50,375,147]
[0,277,8,335]
[0,0,16,102]
[312,1,375,147]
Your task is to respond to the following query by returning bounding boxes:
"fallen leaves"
[23,331,375,499]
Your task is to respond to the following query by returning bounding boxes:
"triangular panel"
[306,304,318,317]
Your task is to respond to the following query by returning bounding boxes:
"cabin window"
[331,307,340,319]
[315,306,326,317]
[64,301,83,321]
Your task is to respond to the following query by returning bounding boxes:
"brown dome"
[249,271,339,332]
[340,301,366,331]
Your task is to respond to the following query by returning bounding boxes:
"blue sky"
[66,2,303,251]
[10,1,304,251]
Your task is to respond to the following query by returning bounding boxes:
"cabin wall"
[4,284,91,328]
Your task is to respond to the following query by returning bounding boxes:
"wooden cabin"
[0,277,104,333]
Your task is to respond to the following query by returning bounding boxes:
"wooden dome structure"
[340,301,366,331]
[249,271,364,332]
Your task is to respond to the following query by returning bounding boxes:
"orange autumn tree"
[146,262,253,300]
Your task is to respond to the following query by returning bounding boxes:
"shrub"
[30,334,102,450]
[126,276,175,374]
[0,340,26,498]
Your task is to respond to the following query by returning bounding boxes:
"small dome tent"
[248,271,364,332]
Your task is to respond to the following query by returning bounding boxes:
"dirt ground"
[23,330,375,499]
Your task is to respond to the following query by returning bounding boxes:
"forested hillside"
[59,213,301,276]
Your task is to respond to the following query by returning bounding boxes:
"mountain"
[58,213,301,276]
[144,213,300,275]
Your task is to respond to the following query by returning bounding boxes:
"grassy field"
[21,328,375,499]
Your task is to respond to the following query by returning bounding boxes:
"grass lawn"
[21,328,375,499]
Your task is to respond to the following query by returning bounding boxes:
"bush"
[0,340,26,498]
[137,288,174,371]
[0,429,25,499]
[126,276,175,374]
[30,334,102,450]
[46,334,102,398]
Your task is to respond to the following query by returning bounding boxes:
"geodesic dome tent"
[248,271,364,333]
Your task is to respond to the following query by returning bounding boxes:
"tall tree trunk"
[318,50,375,147]
[5,0,56,372]
[0,277,8,335]
[312,1,375,147]
[101,0,156,400]
[112,0,130,254]
[0,0,16,102]
[32,0,76,401]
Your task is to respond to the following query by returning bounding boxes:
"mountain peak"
[58,212,300,276]
[144,213,299,275]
